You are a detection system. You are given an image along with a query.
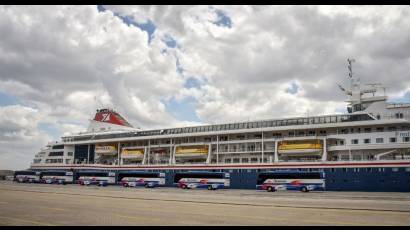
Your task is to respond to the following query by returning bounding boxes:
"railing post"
[169,139,173,165]
[216,135,219,164]
[117,142,121,166]
[261,132,264,163]
[206,144,212,164]
[321,138,327,161]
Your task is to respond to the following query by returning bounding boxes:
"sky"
[1,5,410,170]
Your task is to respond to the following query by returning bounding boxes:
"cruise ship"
[29,60,410,191]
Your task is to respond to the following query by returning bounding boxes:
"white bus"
[41,171,74,184]
[174,171,230,190]
[118,171,165,188]
[256,170,325,192]
[77,171,116,186]
[14,171,41,183]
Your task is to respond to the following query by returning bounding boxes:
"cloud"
[0,105,51,170]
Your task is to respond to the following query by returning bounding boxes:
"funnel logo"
[101,113,110,122]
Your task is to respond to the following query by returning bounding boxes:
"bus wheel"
[145,184,150,188]
[301,187,308,192]
[181,184,187,189]
[207,185,213,190]
[267,186,275,192]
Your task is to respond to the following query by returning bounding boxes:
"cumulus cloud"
[1,5,410,169]
[0,105,51,170]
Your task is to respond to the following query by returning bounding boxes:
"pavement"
[0,181,409,225]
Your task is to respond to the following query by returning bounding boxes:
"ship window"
[351,139,359,144]
[405,167,410,172]
[342,168,348,172]
[392,167,399,172]
[353,168,360,172]
[48,152,64,156]
[242,158,249,163]
[366,168,372,172]
[363,139,371,144]
[403,137,410,142]
[233,158,240,163]
[251,158,258,163]
[389,137,396,143]
[377,114,381,119]
[376,138,384,143]
[238,123,244,129]
[52,145,64,149]
[330,168,335,172]
[263,158,268,163]
[388,127,397,131]
[378,168,385,172]
[225,159,231,164]
[364,128,371,132]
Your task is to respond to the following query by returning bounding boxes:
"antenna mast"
[347,58,355,89]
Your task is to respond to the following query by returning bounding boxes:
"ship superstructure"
[30,60,410,191]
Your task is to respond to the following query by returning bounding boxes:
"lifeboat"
[121,148,144,159]
[95,144,117,155]
[278,140,322,155]
[175,145,209,158]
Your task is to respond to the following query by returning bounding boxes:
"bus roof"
[78,170,113,173]
[118,171,158,174]
[180,171,225,174]
[264,170,323,174]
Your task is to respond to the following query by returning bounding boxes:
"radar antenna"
[347,58,355,79]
